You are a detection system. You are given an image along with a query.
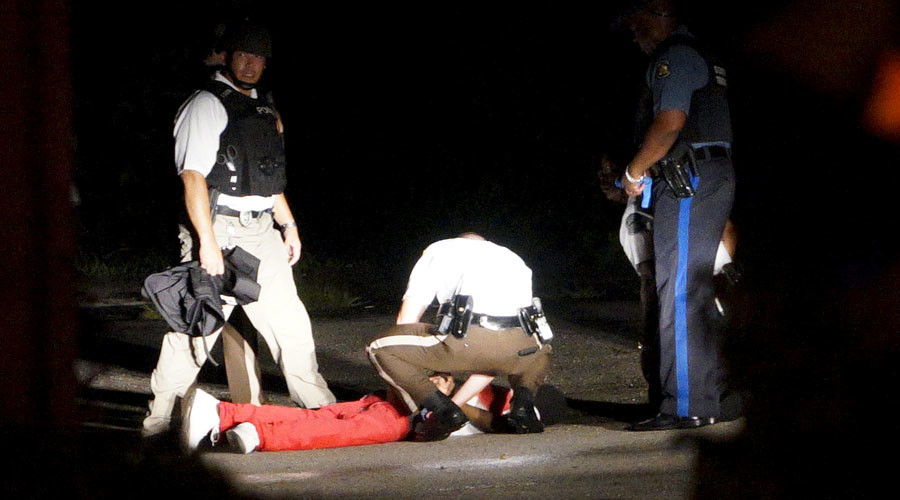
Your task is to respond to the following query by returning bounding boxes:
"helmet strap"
[225,67,257,91]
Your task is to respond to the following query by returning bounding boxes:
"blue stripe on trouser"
[674,175,700,417]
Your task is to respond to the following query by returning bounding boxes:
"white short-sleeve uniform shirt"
[402,238,533,317]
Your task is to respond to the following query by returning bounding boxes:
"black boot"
[412,390,468,442]
[506,387,544,434]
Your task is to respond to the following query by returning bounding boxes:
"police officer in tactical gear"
[621,0,736,431]
[143,22,336,436]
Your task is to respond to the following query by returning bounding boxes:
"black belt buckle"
[215,206,271,225]
[658,159,696,198]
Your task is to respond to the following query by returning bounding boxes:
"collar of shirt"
[213,70,258,99]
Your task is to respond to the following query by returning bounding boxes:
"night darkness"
[65,1,900,285]
[5,1,900,496]
[67,0,900,350]
[67,1,698,300]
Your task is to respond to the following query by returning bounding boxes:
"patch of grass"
[141,304,163,320]
[75,249,171,280]
[293,253,369,313]
[76,247,368,314]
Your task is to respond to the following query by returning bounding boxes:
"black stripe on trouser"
[652,158,734,418]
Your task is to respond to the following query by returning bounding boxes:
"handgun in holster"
[658,140,697,198]
[657,157,696,198]
[518,297,554,344]
[432,294,474,339]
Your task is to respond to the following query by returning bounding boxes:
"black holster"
[517,297,553,344]
[658,158,696,198]
[432,295,474,338]
[657,138,698,198]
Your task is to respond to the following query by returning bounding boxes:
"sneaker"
[226,423,260,454]
[181,387,221,451]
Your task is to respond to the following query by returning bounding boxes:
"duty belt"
[472,313,520,331]
[215,206,273,219]
[689,144,731,163]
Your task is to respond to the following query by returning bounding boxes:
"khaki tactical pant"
[143,212,334,435]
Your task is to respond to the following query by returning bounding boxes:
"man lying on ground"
[181,373,539,453]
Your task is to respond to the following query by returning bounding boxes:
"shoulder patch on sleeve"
[656,60,670,79]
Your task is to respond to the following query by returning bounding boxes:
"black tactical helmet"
[223,22,272,58]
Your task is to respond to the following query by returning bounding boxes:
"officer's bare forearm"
[451,374,495,407]
[396,300,428,325]
[628,109,687,178]
[272,193,295,226]
[181,170,217,247]
[273,193,302,264]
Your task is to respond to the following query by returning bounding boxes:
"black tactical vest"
[203,81,286,197]
[639,34,733,150]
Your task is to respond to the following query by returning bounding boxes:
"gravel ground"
[69,280,750,500]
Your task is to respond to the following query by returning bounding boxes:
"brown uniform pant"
[367,323,551,412]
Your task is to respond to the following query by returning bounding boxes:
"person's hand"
[429,373,456,396]
[598,155,628,203]
[282,226,302,265]
[622,165,646,197]
[623,178,645,197]
[199,242,225,276]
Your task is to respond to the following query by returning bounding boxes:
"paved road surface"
[74,300,745,499]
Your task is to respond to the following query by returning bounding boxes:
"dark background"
[67,1,900,298]
[68,1,786,302]
[5,2,900,497]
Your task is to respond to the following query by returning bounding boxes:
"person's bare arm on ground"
[459,402,495,432]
